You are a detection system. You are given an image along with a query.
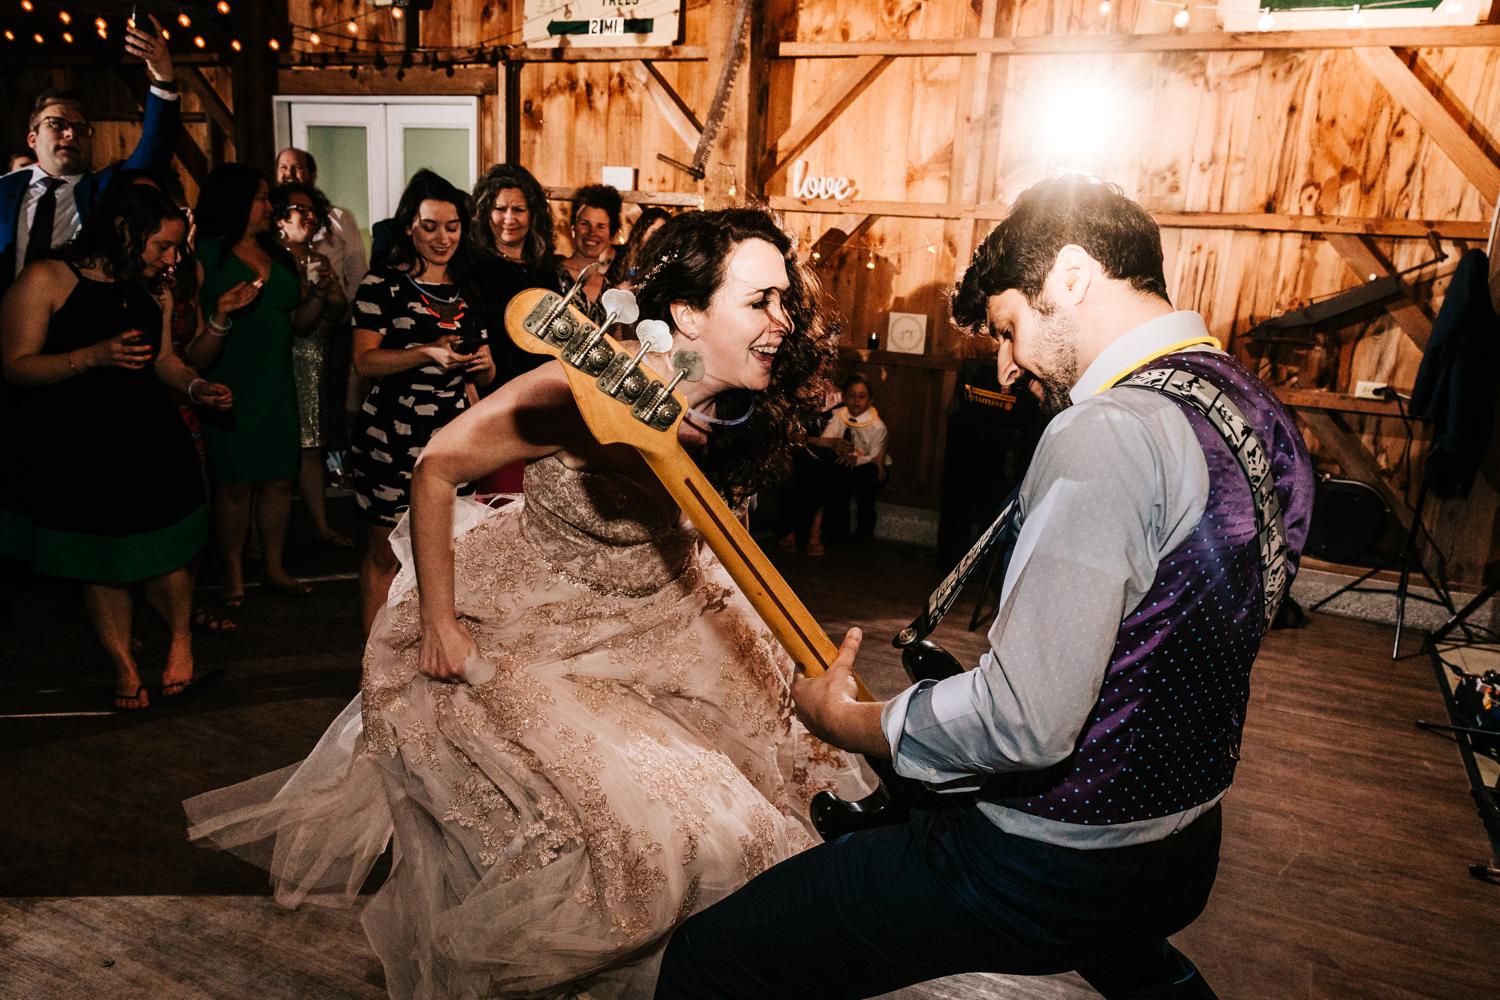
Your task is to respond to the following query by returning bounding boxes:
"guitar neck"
[642,451,872,699]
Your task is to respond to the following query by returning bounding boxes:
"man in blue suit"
[0,14,180,297]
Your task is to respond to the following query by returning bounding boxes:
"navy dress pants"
[655,803,1221,1000]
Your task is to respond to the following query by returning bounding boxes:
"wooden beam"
[546,187,705,208]
[809,214,874,263]
[767,195,1491,238]
[702,0,755,210]
[775,25,1500,58]
[629,61,703,151]
[761,55,894,181]
[501,61,522,165]
[1276,387,1403,418]
[171,128,208,189]
[503,45,707,63]
[1353,46,1500,204]
[1298,409,1417,533]
[178,67,234,138]
[276,67,497,96]
[1325,233,1434,352]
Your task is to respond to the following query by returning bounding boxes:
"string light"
[811,250,821,262]
[346,19,358,34]
[230,38,241,51]
[1348,3,1364,25]
[308,31,321,45]
[1172,5,1191,29]
[392,6,404,18]
[20,0,34,11]
[1257,7,1275,30]
[161,28,170,39]
[192,34,205,48]
[32,31,42,43]
[177,12,190,28]
[3,29,13,40]
[60,30,71,42]
[93,16,104,30]
[865,249,876,270]
[217,1,231,13]
[268,37,280,51]
[1098,0,1111,13]
[57,10,70,24]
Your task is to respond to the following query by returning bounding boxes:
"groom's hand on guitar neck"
[791,628,891,759]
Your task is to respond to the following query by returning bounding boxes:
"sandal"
[191,605,238,635]
[113,684,150,711]
[161,668,223,700]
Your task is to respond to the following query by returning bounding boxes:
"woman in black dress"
[351,170,495,634]
[0,185,235,709]
[469,162,561,387]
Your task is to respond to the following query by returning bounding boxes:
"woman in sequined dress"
[186,206,870,999]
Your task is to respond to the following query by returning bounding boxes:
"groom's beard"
[1028,297,1081,417]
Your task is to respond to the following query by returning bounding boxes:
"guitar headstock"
[504,287,688,458]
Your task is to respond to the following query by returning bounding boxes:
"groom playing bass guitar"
[655,175,1315,1000]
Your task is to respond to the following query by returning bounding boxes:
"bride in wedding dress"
[186,206,870,999]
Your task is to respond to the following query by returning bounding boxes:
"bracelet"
[206,315,232,336]
[187,377,206,402]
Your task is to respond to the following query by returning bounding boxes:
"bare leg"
[80,582,147,708]
[214,481,252,603]
[256,479,302,588]
[299,447,337,540]
[360,523,398,638]
[806,508,826,556]
[142,567,195,693]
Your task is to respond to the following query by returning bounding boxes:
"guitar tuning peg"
[635,319,672,355]
[601,288,639,327]
[671,349,705,383]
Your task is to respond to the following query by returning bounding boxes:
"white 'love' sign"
[789,160,855,201]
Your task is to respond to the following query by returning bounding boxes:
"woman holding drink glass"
[0,185,232,709]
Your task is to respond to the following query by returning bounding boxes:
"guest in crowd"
[189,164,332,609]
[0,185,232,709]
[555,183,620,324]
[607,205,671,290]
[273,182,352,549]
[469,162,560,386]
[0,15,179,299]
[807,373,889,551]
[350,170,494,634]
[775,376,842,555]
[274,147,367,301]
[7,153,36,174]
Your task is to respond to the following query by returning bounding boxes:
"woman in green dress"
[186,164,336,608]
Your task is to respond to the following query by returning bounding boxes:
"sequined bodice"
[519,456,695,596]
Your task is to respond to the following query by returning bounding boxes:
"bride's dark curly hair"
[633,207,836,501]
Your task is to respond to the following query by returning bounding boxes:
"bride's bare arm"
[410,362,592,680]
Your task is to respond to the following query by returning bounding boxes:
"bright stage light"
[1031,79,1128,172]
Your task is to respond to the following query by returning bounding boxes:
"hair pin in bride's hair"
[637,250,679,289]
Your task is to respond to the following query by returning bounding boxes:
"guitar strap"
[900,364,1291,645]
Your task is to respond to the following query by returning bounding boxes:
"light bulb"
[61,30,72,42]
[20,1,34,12]
[1348,4,1364,26]
[392,6,404,18]
[268,37,280,51]
[727,182,737,198]
[811,251,821,261]
[32,32,43,43]
[230,38,241,51]
[192,34,205,48]
[346,19,358,34]
[93,16,104,29]
[177,12,190,28]
[58,10,70,24]
[1098,0,1111,13]
[309,32,321,45]
[1257,7,1275,30]
[160,27,170,39]
[4,29,14,40]
[217,1,231,13]
[865,254,876,270]
[1173,6,1191,29]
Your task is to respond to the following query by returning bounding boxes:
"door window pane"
[306,124,373,247]
[401,128,471,193]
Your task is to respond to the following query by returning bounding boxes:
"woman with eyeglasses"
[0,184,232,709]
[187,163,331,612]
[273,181,351,550]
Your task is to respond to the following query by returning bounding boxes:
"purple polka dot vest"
[986,351,1314,826]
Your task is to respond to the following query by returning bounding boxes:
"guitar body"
[505,288,917,841]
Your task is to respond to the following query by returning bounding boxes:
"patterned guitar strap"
[899,365,1291,647]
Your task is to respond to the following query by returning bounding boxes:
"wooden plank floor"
[2,537,1497,999]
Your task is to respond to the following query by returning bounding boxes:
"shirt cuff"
[880,679,970,785]
[149,85,181,102]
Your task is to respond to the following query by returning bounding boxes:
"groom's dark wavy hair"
[953,174,1170,332]
[634,206,836,502]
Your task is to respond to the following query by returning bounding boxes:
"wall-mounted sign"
[525,0,682,48]
[789,160,856,201]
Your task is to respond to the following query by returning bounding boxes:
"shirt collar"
[1070,310,1220,403]
[29,165,82,187]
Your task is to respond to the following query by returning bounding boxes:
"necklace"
[687,399,756,428]
[406,273,466,330]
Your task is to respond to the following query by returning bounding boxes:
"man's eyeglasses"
[278,205,316,221]
[36,116,94,138]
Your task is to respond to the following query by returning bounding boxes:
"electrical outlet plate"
[1354,380,1388,400]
